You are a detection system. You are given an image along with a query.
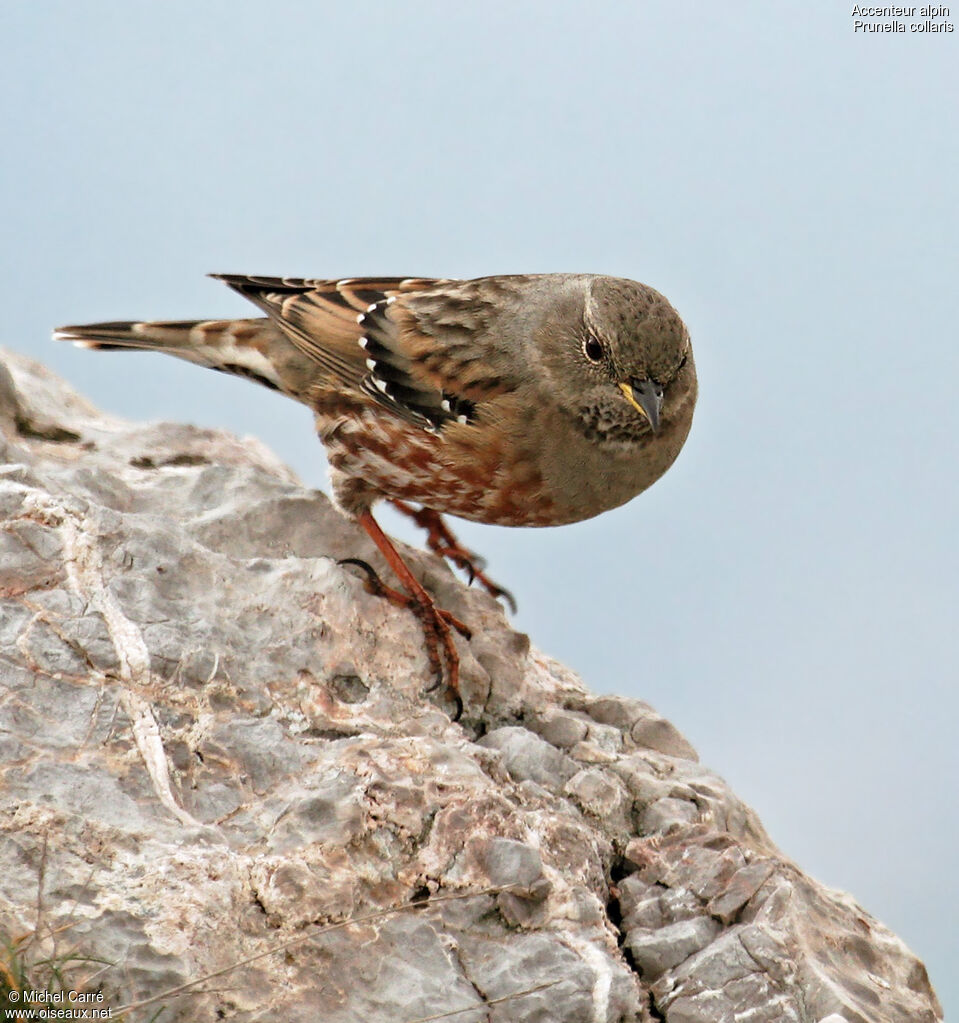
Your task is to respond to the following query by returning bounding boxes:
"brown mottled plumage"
[55,273,697,716]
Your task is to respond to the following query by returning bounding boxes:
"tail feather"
[53,318,289,394]
[54,318,240,350]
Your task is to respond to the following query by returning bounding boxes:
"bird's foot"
[389,501,517,613]
[344,510,474,719]
[338,558,471,639]
[339,558,469,720]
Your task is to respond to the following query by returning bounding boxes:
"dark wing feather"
[354,297,453,430]
[212,274,417,389]
[212,274,521,432]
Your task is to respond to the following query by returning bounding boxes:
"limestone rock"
[0,351,942,1022]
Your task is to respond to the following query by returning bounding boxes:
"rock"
[0,349,943,1022]
[626,916,723,980]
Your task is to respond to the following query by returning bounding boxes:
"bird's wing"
[212,275,431,392]
[214,274,523,431]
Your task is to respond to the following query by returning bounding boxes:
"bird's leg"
[389,501,517,613]
[351,510,471,718]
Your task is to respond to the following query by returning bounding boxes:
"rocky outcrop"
[0,350,942,1022]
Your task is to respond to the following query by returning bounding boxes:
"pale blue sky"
[3,1,956,1012]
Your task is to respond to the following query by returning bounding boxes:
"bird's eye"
[677,353,688,372]
[583,336,605,363]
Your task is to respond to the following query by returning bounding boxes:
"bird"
[54,273,697,716]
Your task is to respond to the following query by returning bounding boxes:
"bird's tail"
[53,318,289,395]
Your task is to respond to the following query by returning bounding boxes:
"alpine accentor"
[55,273,697,715]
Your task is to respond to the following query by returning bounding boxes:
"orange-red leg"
[353,511,470,717]
[389,501,517,612]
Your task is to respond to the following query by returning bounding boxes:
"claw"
[337,556,381,586]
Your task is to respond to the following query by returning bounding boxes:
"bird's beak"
[619,379,663,433]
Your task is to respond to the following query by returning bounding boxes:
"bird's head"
[537,275,695,445]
